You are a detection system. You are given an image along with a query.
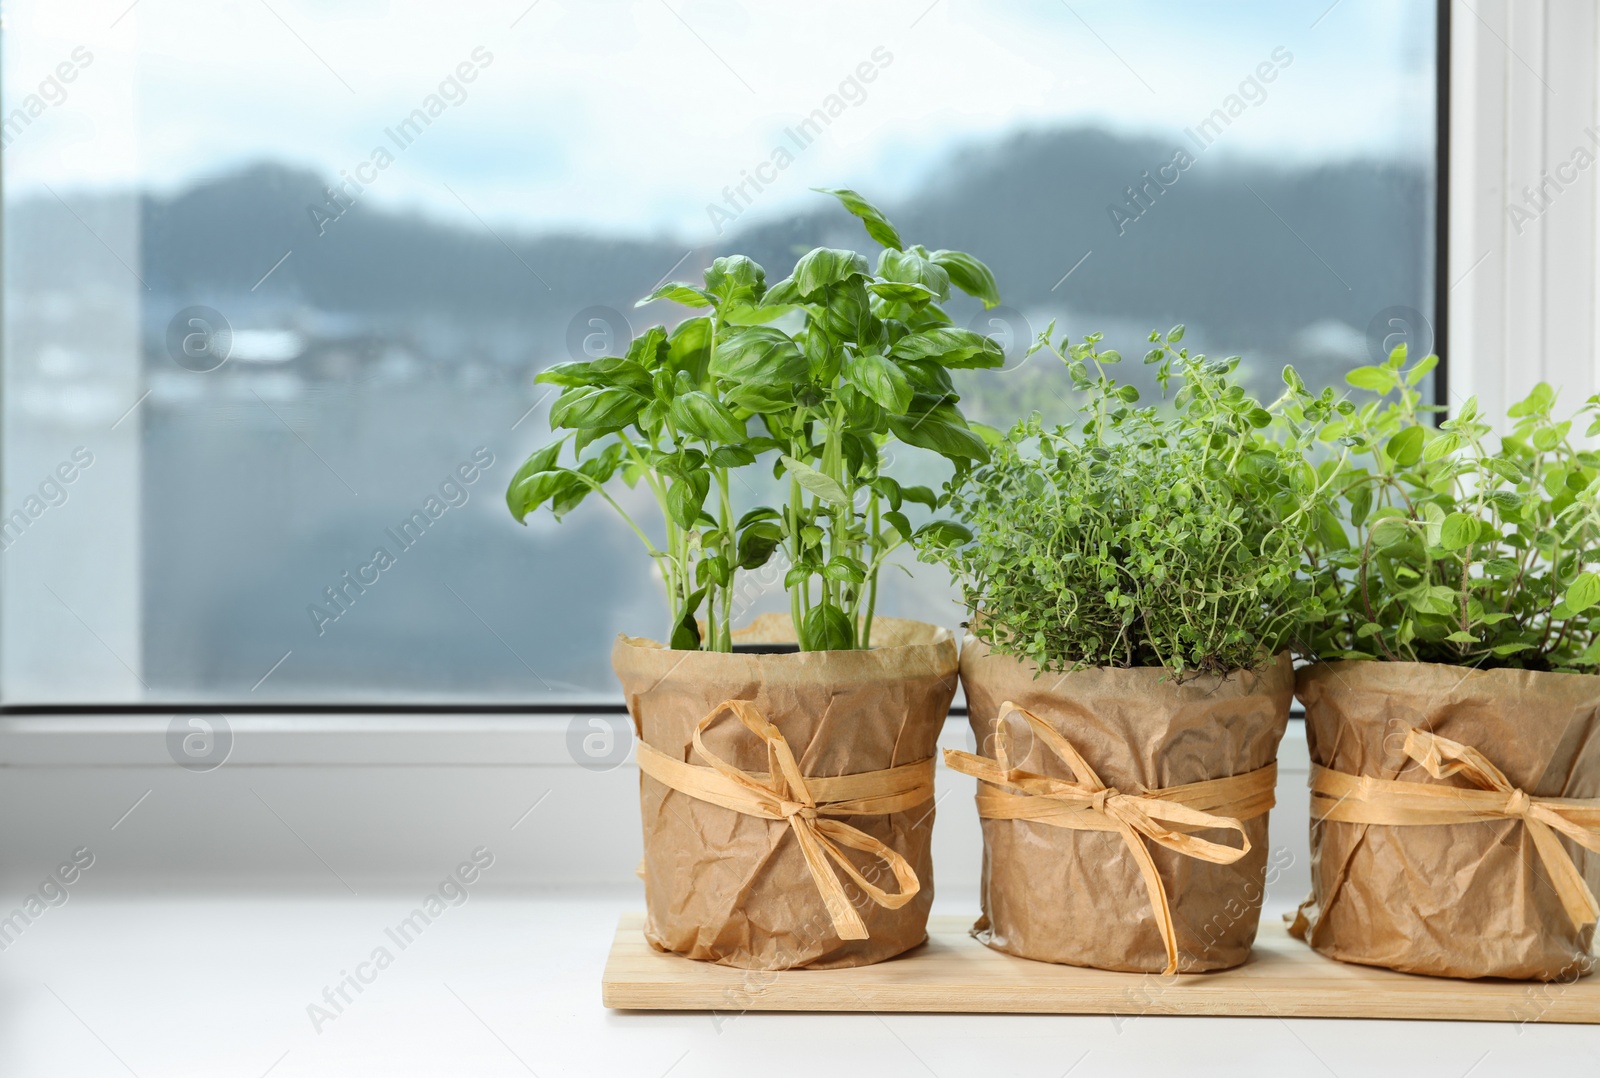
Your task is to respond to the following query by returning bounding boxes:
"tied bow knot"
[1311,726,1600,933]
[634,699,935,942]
[944,701,1278,975]
[1504,788,1533,819]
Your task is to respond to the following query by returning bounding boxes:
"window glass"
[1,0,1438,702]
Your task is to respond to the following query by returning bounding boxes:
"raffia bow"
[1310,727,1600,933]
[944,701,1277,975]
[633,699,934,941]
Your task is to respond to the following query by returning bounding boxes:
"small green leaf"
[1405,354,1438,386]
[1438,512,1480,551]
[843,350,914,414]
[813,187,903,250]
[913,520,973,547]
[670,391,746,442]
[637,282,715,308]
[709,445,756,468]
[929,249,1000,308]
[802,604,855,651]
[1345,366,1396,393]
[791,247,870,299]
[1386,425,1426,467]
[883,510,913,542]
[1565,571,1600,614]
[822,557,866,584]
[736,520,784,569]
[781,454,851,506]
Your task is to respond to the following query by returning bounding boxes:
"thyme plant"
[1303,346,1600,671]
[505,189,1000,651]
[922,327,1336,678]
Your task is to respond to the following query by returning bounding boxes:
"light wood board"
[601,914,1599,1022]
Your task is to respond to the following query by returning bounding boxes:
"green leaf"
[913,520,973,547]
[781,454,851,506]
[1439,512,1480,551]
[670,391,746,442]
[1507,382,1556,418]
[666,471,710,530]
[1566,571,1600,614]
[843,351,913,413]
[1345,366,1396,393]
[901,485,938,509]
[736,506,781,529]
[802,604,855,651]
[549,386,646,430]
[929,249,1000,308]
[721,303,801,325]
[1167,324,1185,343]
[822,556,866,584]
[876,249,950,299]
[637,282,715,308]
[1421,432,1460,463]
[703,255,766,306]
[1405,354,1438,386]
[1444,631,1477,643]
[883,510,913,542]
[1386,425,1426,467]
[1370,517,1413,547]
[888,414,991,462]
[709,445,756,468]
[710,326,809,386]
[866,280,940,306]
[890,327,1004,369]
[813,187,902,249]
[668,317,714,380]
[736,520,784,569]
[792,247,870,299]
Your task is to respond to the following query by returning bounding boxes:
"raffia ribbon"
[1310,726,1600,933]
[633,699,934,942]
[943,701,1277,975]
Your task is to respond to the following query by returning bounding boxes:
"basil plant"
[506,189,1000,651]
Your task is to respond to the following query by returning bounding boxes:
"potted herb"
[924,329,1330,974]
[1294,347,1600,981]
[506,190,1001,969]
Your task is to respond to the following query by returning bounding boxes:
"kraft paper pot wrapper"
[959,637,1292,973]
[613,614,957,970]
[1292,660,1600,981]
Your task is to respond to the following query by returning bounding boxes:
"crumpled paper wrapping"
[960,638,1292,972]
[1292,661,1600,981]
[613,614,957,970]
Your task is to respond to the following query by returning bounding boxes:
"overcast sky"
[3,0,1435,240]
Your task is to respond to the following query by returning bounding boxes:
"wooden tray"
[602,914,1600,1023]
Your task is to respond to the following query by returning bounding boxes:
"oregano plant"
[919,326,1340,678]
[1303,345,1600,671]
[505,189,1001,652]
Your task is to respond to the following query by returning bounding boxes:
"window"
[1,0,1440,704]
